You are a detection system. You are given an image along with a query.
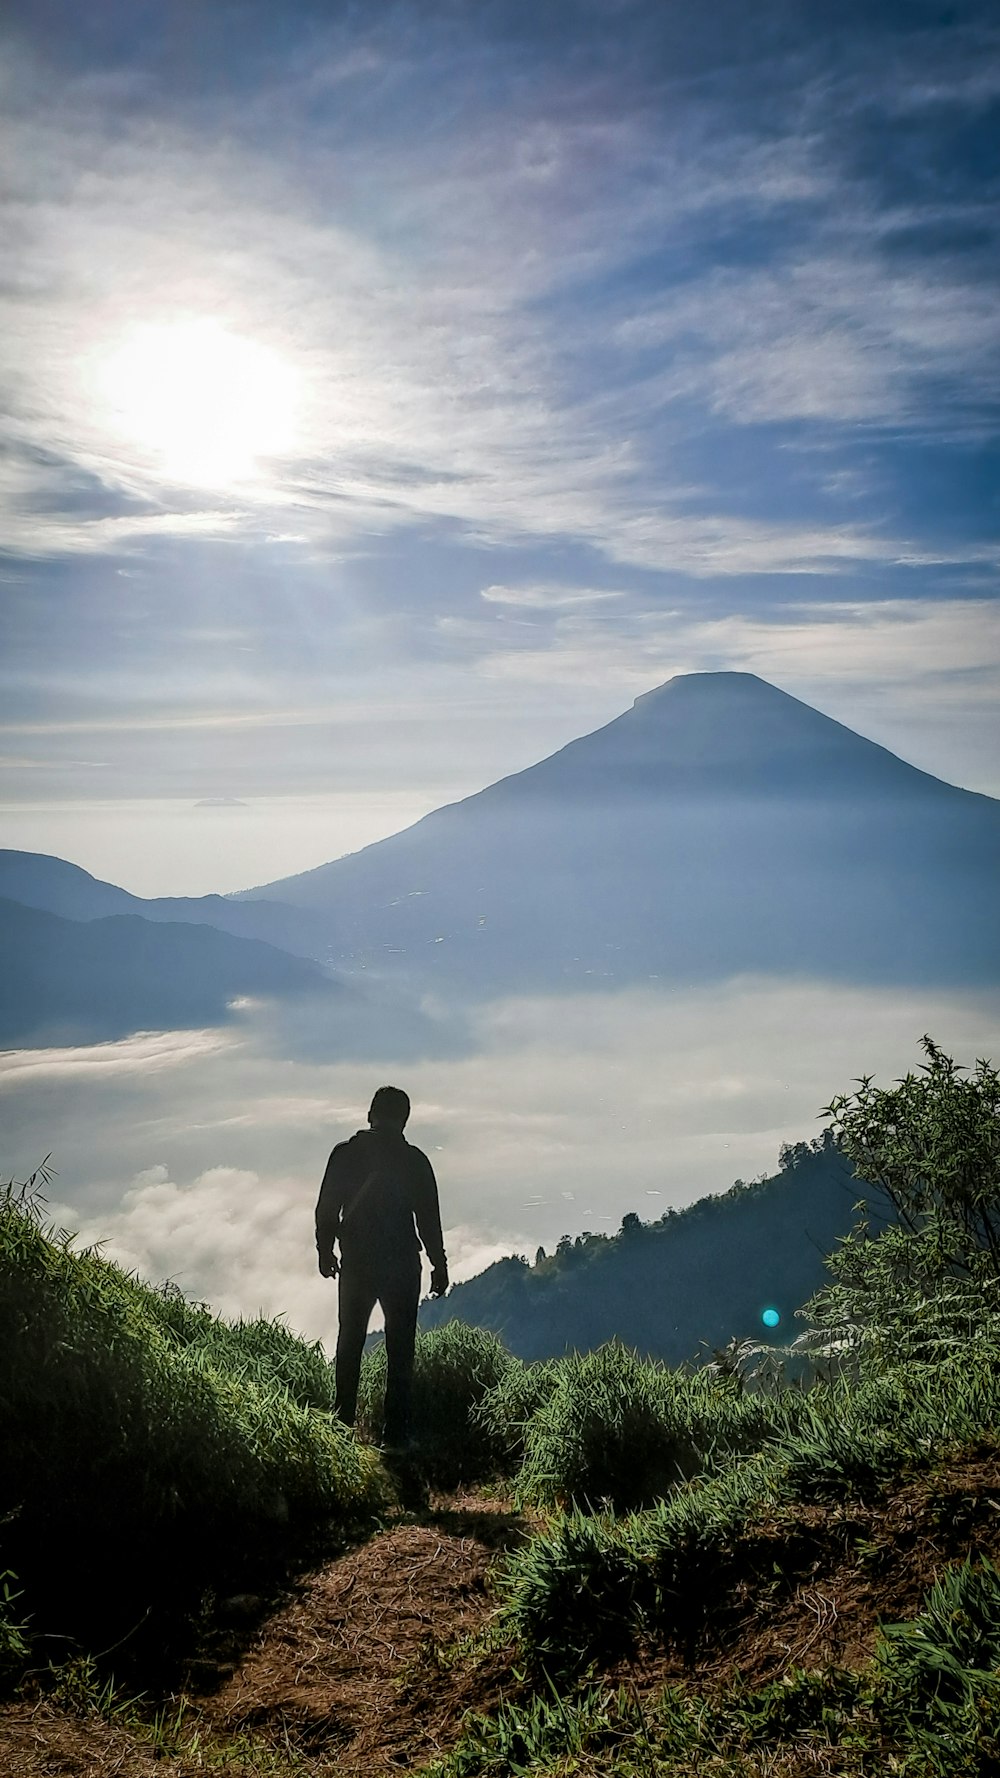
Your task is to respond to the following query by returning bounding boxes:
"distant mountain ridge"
[418,1136,875,1364]
[241,672,1000,990]
[0,850,330,959]
[0,898,328,1047]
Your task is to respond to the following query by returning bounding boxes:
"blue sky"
[2,0,998,894]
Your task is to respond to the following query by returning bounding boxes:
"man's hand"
[430,1262,449,1298]
[318,1253,339,1280]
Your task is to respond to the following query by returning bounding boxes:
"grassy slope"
[0,1180,383,1662]
[3,1425,1000,1776]
[5,1173,1000,1776]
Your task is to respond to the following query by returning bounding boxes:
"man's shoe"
[379,1432,413,1457]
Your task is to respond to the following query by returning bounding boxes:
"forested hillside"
[420,1133,872,1361]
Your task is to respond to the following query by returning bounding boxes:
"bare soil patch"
[191,1492,527,1772]
[0,1699,178,1778]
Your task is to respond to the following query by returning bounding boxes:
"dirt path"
[0,1492,527,1778]
[191,1494,527,1772]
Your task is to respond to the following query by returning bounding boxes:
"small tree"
[825,1036,1000,1269]
[805,1039,1000,1365]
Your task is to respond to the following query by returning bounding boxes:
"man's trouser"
[335,1249,422,1444]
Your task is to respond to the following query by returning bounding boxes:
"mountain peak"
[526,668,943,801]
[628,669,803,734]
[632,669,774,710]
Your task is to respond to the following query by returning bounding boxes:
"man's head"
[368,1084,410,1130]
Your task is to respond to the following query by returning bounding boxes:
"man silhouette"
[316,1085,448,1449]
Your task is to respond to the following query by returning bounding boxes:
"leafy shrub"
[357,1321,515,1485]
[808,1040,1000,1371]
[825,1039,1000,1253]
[514,1343,701,1512]
[0,1179,382,1661]
[471,1358,562,1472]
[501,1510,647,1672]
[807,1218,1000,1372]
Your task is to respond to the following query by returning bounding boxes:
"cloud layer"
[6,977,996,1343]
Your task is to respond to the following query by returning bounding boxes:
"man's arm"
[412,1148,448,1294]
[315,1144,350,1277]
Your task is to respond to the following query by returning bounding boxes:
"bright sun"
[98,317,299,489]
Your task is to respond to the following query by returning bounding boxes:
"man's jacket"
[315,1127,446,1274]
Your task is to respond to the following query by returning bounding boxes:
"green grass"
[0,1572,28,1682]
[510,1345,818,1514]
[42,1653,313,1773]
[430,1560,1000,1777]
[7,1059,1000,1776]
[357,1320,516,1484]
[0,1175,384,1666]
[500,1341,1000,1674]
[512,1343,701,1512]
[472,1357,562,1471]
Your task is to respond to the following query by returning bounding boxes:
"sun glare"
[98,318,299,489]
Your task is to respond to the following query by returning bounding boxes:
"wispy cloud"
[467,595,1000,794]
[619,252,1000,430]
[2,18,995,577]
[0,1026,236,1085]
[468,595,1000,689]
[480,584,625,608]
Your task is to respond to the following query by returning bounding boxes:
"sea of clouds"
[4,976,999,1346]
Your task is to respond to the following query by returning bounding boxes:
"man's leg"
[335,1260,378,1428]
[379,1255,422,1447]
